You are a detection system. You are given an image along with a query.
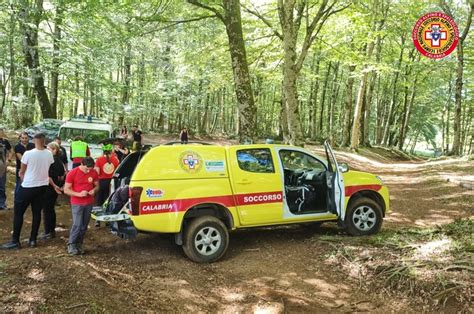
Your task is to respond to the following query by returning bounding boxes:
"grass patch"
[321,219,473,310]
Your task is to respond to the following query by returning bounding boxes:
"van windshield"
[59,128,110,144]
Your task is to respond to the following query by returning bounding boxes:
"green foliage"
[0,0,471,151]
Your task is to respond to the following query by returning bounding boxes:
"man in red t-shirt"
[94,144,120,227]
[64,157,98,255]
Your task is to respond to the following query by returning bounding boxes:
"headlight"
[375,175,384,185]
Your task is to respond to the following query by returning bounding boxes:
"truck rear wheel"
[182,216,229,263]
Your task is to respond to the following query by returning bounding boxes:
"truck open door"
[324,141,346,222]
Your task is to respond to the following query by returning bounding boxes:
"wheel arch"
[182,203,234,230]
[348,190,386,216]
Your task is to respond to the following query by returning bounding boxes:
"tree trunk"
[350,40,374,149]
[310,58,321,140]
[318,62,331,136]
[398,71,418,150]
[49,1,62,117]
[19,0,55,118]
[382,36,405,146]
[342,65,356,147]
[120,41,132,126]
[328,63,340,142]
[206,0,258,143]
[444,3,472,155]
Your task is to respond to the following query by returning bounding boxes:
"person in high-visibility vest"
[70,136,90,169]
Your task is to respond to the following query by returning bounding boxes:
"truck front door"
[228,147,284,225]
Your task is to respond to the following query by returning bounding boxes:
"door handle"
[236,179,252,185]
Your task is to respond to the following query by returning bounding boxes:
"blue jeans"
[0,173,6,209]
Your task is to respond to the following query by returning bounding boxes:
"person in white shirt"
[1,133,54,249]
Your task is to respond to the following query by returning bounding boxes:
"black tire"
[345,197,383,236]
[182,216,229,263]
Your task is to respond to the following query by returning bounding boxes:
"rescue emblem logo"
[412,12,459,59]
[179,151,203,173]
[145,188,164,198]
[103,162,115,175]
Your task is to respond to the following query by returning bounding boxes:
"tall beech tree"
[441,2,473,155]
[188,0,257,143]
[18,0,55,118]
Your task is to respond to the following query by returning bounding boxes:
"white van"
[58,116,114,169]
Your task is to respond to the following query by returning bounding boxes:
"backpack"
[0,143,6,176]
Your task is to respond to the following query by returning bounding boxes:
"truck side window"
[237,149,274,173]
[279,150,326,172]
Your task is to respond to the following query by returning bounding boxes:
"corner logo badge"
[179,151,203,173]
[412,12,459,59]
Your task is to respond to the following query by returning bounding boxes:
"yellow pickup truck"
[94,142,389,263]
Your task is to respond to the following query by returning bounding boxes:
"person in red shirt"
[64,157,98,255]
[94,144,119,227]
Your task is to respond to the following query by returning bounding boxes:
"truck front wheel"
[345,197,383,236]
[182,216,229,263]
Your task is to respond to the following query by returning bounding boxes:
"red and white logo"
[412,12,459,59]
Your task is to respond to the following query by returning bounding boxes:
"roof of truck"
[60,120,113,132]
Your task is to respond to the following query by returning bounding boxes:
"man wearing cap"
[63,157,98,255]
[1,133,54,249]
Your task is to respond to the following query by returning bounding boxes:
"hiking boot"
[39,232,56,240]
[1,241,21,250]
[76,243,85,255]
[67,244,80,255]
[28,240,37,248]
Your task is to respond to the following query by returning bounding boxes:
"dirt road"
[0,147,472,312]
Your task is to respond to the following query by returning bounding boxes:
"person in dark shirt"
[54,136,68,168]
[0,129,13,210]
[41,142,66,239]
[14,132,35,195]
[180,127,189,144]
[113,140,129,163]
[131,126,143,152]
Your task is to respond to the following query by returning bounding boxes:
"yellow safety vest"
[71,141,87,158]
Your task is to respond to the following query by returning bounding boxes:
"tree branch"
[139,15,217,36]
[295,1,350,73]
[187,0,224,22]
[460,3,473,42]
[241,3,283,40]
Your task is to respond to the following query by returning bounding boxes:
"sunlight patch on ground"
[27,268,45,282]
[413,238,452,260]
[253,301,284,314]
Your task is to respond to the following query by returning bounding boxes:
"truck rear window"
[236,149,274,173]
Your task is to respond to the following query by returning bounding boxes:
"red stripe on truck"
[345,184,382,197]
[138,191,283,215]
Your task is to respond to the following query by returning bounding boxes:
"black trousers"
[96,178,111,207]
[43,186,59,235]
[12,185,47,242]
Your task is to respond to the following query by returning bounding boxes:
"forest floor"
[0,137,472,312]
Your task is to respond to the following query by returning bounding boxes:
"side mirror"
[338,163,349,173]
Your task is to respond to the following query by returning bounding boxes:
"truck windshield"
[59,128,110,144]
